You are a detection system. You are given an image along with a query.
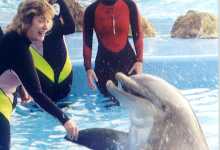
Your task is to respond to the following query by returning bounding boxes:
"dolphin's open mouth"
[106,73,156,128]
[106,72,163,112]
[106,72,148,102]
[108,72,168,113]
[116,75,146,99]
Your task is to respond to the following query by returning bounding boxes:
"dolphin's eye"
[162,104,166,112]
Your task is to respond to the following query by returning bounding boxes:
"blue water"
[0,0,218,150]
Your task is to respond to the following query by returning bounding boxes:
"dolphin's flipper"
[65,128,128,150]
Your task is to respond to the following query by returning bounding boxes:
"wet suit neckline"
[100,0,117,5]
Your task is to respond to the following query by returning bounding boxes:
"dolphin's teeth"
[114,73,148,100]
[118,80,123,89]
[106,80,115,87]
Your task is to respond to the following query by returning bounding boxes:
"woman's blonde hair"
[6,0,55,34]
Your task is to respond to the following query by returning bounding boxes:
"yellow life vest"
[0,89,12,121]
[29,45,72,84]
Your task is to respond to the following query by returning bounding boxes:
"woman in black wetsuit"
[19,0,75,102]
[0,0,78,149]
[83,0,144,97]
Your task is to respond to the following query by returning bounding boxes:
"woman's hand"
[86,69,98,89]
[64,119,79,141]
[18,85,32,105]
[128,62,143,75]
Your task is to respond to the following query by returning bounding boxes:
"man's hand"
[86,69,98,90]
[128,62,143,75]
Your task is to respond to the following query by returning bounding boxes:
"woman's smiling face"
[26,15,53,42]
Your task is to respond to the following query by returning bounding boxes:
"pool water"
[12,87,218,150]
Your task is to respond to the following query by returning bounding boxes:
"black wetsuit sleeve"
[0,27,3,40]
[127,0,144,62]
[83,4,96,70]
[9,37,69,125]
[54,0,75,35]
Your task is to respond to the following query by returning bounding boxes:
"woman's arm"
[12,41,69,124]
[55,0,75,35]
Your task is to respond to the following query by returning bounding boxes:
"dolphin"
[66,73,209,150]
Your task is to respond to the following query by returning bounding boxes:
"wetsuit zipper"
[112,15,116,35]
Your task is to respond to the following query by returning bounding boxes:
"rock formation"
[171,10,218,38]
[64,0,84,32]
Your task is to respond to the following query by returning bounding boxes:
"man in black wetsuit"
[0,1,78,149]
[83,0,144,97]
